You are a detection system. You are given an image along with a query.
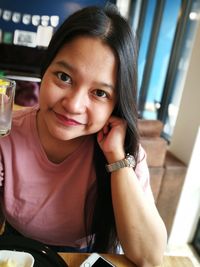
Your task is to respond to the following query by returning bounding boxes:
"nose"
[62,89,87,114]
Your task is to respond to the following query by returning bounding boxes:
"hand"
[97,116,127,163]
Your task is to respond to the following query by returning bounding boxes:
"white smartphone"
[80,253,116,267]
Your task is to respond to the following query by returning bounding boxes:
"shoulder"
[0,105,38,146]
[11,105,38,134]
[12,105,38,125]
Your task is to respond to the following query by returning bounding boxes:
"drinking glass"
[0,77,16,137]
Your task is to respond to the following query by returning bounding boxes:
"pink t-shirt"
[0,105,150,248]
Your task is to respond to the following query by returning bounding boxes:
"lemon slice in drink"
[0,80,10,94]
[0,259,17,267]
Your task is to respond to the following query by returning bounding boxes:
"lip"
[54,111,84,126]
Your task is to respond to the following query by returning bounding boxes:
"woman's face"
[38,36,118,141]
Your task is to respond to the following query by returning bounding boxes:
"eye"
[57,72,72,84]
[93,89,109,98]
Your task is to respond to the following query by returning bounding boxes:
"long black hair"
[41,3,139,252]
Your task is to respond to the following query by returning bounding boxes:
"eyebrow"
[55,60,115,91]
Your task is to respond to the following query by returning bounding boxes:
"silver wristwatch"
[106,153,136,172]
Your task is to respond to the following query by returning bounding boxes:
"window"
[163,0,200,138]
[128,0,200,140]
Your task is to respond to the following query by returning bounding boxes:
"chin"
[51,130,86,141]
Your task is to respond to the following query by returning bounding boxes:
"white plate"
[0,250,34,267]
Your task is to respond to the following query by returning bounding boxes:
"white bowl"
[0,250,34,267]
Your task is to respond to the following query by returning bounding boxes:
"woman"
[0,4,167,266]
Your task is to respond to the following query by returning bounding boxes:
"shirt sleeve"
[135,145,150,193]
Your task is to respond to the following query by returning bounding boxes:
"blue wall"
[0,0,115,32]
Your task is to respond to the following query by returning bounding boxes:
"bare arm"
[97,116,167,267]
[111,167,167,267]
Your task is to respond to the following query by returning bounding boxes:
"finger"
[97,130,104,143]
[103,124,110,135]
[107,116,127,126]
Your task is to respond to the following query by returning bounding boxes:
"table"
[59,253,194,267]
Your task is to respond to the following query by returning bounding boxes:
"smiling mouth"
[54,111,84,126]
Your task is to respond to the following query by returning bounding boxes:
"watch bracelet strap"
[106,153,136,172]
[106,160,127,172]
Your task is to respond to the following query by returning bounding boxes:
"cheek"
[40,79,48,96]
[39,80,57,106]
[90,106,114,127]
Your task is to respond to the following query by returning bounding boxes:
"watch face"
[126,154,136,167]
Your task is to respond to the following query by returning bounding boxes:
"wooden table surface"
[59,253,195,267]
